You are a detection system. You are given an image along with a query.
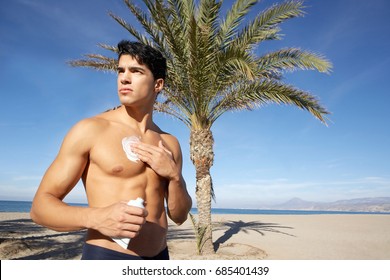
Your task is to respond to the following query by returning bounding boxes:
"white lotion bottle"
[112,197,145,249]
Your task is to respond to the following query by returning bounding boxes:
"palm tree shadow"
[213,220,295,251]
[0,218,86,260]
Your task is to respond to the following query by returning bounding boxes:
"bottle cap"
[128,197,145,208]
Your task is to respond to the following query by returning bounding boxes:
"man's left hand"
[131,140,179,181]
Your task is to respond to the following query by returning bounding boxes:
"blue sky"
[1,0,389,209]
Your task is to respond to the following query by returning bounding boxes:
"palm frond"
[148,0,186,57]
[154,100,191,127]
[68,54,117,72]
[229,0,305,49]
[189,213,209,255]
[160,87,195,121]
[197,0,221,37]
[109,12,151,45]
[168,0,195,33]
[258,48,332,77]
[217,0,259,48]
[144,0,192,91]
[217,49,257,80]
[98,43,117,53]
[210,79,330,124]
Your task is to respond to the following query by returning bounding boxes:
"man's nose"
[121,71,131,83]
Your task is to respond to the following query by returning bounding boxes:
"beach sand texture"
[1,212,390,260]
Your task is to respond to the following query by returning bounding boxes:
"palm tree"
[70,0,332,255]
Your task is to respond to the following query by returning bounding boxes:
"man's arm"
[165,171,192,225]
[30,119,147,238]
[132,138,192,225]
[30,119,92,231]
[163,140,192,225]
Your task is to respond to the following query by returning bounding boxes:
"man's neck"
[118,105,155,134]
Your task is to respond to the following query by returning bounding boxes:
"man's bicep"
[37,122,91,198]
[39,151,88,199]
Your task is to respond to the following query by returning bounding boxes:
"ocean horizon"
[1,200,389,215]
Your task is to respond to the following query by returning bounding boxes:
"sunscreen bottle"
[112,197,145,249]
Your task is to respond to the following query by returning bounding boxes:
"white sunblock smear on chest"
[122,136,141,162]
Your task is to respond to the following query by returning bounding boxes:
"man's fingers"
[125,206,148,218]
[132,142,171,164]
[132,142,159,153]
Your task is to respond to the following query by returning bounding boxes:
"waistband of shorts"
[81,243,169,260]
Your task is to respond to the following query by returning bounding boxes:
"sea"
[1,200,389,215]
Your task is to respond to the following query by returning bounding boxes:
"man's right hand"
[88,202,148,238]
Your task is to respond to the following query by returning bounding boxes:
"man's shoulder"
[152,125,177,143]
[160,131,179,144]
[67,114,112,139]
[73,116,109,130]
[154,126,181,154]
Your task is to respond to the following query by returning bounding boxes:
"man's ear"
[154,78,164,93]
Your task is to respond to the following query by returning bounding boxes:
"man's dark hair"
[117,40,167,80]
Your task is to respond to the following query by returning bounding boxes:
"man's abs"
[85,214,168,257]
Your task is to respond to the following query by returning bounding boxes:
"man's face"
[117,55,162,108]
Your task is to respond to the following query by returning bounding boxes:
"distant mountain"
[269,197,390,212]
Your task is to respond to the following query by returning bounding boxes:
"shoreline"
[2,200,390,215]
[1,212,390,260]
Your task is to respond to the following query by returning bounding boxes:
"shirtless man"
[30,40,192,260]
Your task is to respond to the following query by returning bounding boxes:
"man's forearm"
[30,193,91,232]
[166,176,192,225]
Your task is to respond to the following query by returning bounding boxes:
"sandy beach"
[1,212,390,260]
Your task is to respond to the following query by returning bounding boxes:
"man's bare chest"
[88,130,162,179]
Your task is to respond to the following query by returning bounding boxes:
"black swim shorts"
[81,243,170,260]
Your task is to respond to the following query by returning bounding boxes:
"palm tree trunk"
[190,128,214,255]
